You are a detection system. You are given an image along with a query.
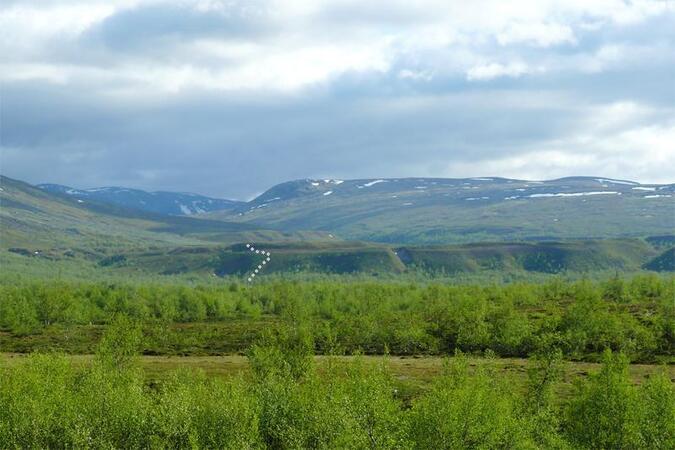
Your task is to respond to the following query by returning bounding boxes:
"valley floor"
[2,352,672,399]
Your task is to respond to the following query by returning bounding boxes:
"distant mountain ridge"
[208,176,675,244]
[1,174,672,276]
[31,176,675,244]
[0,175,324,253]
[246,176,667,206]
[38,184,244,216]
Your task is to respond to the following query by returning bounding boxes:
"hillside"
[1,175,672,279]
[396,239,661,274]
[207,176,675,244]
[38,184,244,216]
[1,175,189,252]
[0,176,324,261]
[643,248,675,272]
[75,238,668,278]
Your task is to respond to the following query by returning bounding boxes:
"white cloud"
[2,0,672,92]
[585,101,657,132]
[466,62,539,81]
[442,102,675,184]
[0,1,133,46]
[398,69,434,82]
[496,22,576,47]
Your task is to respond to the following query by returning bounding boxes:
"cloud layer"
[1,0,674,199]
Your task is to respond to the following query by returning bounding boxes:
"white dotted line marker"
[245,243,272,282]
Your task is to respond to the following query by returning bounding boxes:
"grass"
[0,320,278,355]
[2,352,671,401]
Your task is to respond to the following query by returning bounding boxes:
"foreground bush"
[565,351,674,449]
[0,322,672,449]
[407,353,534,449]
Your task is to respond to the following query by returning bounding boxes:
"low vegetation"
[1,276,673,362]
[1,272,672,448]
[1,318,672,449]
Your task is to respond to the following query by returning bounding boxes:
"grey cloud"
[1,76,587,199]
[84,2,274,51]
[1,1,674,197]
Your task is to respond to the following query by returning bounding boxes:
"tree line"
[1,275,673,361]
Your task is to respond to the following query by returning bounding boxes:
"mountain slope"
[86,238,667,277]
[643,248,675,272]
[2,176,671,278]
[1,176,238,252]
[207,177,675,244]
[0,176,324,261]
[38,184,244,216]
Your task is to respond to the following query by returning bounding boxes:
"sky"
[1,0,674,200]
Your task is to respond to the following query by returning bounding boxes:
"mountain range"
[34,176,675,244]
[2,174,673,278]
[210,176,674,244]
[38,184,244,216]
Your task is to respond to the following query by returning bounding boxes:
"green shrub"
[0,276,672,361]
[407,353,535,449]
[565,351,638,448]
[633,371,675,449]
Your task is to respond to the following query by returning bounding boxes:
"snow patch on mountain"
[528,191,620,198]
[596,178,637,186]
[362,180,386,187]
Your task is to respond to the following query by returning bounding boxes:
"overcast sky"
[1,0,674,199]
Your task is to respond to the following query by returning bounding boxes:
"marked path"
[245,243,271,282]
